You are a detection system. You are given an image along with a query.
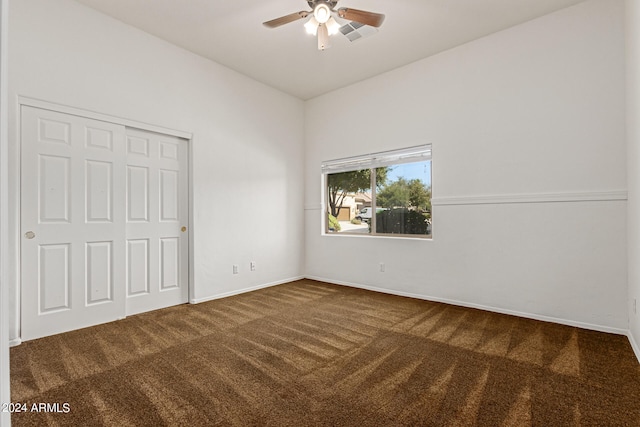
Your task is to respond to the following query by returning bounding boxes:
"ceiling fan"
[263,1,385,51]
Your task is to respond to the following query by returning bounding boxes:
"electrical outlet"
[379,263,385,273]
[233,265,238,274]
[250,261,256,271]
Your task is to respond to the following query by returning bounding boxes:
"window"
[323,145,432,238]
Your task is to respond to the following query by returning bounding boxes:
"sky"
[385,161,431,187]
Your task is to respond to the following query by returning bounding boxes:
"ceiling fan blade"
[263,11,310,28]
[337,8,385,27]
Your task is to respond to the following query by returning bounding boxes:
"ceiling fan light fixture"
[313,3,331,24]
[326,17,340,35]
[304,16,319,35]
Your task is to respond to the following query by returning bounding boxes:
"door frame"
[14,96,194,343]
[1,0,11,425]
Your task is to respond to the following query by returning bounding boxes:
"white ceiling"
[73,0,587,100]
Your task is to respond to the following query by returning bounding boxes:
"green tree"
[377,178,431,212]
[326,168,388,218]
[408,179,431,212]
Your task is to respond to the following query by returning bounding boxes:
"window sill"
[323,232,432,240]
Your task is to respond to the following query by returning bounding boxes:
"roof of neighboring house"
[354,192,372,203]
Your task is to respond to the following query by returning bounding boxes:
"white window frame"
[322,144,432,239]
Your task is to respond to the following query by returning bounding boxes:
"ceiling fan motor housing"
[307,0,339,10]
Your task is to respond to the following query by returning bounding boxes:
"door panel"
[127,166,149,221]
[160,237,179,289]
[38,243,70,312]
[39,155,71,222]
[125,128,188,316]
[86,160,113,222]
[160,169,178,221]
[21,106,127,340]
[86,241,113,305]
[127,239,149,296]
[85,126,114,151]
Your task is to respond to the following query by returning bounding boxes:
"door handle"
[181,226,187,232]
[25,231,36,239]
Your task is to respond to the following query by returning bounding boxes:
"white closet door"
[21,106,127,340]
[125,128,188,316]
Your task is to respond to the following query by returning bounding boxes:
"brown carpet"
[9,279,640,426]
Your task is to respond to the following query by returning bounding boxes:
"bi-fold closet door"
[20,106,188,341]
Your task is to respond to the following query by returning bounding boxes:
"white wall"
[627,0,640,358]
[7,0,305,340]
[305,0,628,331]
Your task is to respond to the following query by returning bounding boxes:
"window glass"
[375,161,431,236]
[326,169,371,234]
[323,145,432,238]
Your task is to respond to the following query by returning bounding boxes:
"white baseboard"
[9,338,21,347]
[190,276,305,304]
[628,331,640,364]
[304,275,628,336]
